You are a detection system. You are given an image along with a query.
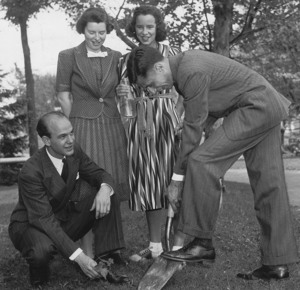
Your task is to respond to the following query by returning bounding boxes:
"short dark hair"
[125,5,167,43]
[76,7,114,34]
[36,111,67,138]
[127,46,164,84]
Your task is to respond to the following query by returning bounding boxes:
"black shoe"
[236,264,289,280]
[161,238,215,263]
[29,265,50,287]
[99,252,128,266]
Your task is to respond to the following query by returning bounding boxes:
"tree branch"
[230,26,265,45]
[230,0,262,45]
[114,0,137,50]
[202,0,212,51]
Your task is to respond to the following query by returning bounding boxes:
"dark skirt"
[70,114,130,201]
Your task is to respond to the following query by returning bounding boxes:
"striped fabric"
[119,43,180,211]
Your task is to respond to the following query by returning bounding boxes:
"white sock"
[172,246,182,251]
[149,242,163,253]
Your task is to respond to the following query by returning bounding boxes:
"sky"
[0,8,129,87]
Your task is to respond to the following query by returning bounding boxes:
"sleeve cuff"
[101,183,114,196]
[69,248,83,260]
[172,173,185,181]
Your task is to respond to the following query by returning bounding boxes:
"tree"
[34,74,60,118]
[0,0,56,155]
[0,68,28,185]
[0,67,28,157]
[116,1,300,111]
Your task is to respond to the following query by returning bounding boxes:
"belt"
[135,93,174,139]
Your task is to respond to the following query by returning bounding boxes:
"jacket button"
[99,98,104,102]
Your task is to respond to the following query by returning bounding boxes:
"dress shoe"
[161,238,216,263]
[237,264,289,280]
[99,252,128,266]
[129,247,163,262]
[29,265,50,287]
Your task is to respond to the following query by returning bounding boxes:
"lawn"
[0,157,299,289]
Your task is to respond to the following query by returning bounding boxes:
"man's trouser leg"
[62,194,125,256]
[178,124,298,265]
[9,222,58,268]
[243,124,298,265]
[9,193,125,266]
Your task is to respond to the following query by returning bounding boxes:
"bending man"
[126,46,298,280]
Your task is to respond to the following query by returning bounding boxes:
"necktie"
[61,158,69,183]
[87,51,108,58]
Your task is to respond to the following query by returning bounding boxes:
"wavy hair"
[125,5,167,42]
[76,7,114,34]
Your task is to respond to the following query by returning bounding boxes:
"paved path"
[225,169,300,207]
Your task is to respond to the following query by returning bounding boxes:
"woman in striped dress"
[117,5,185,261]
[56,7,129,264]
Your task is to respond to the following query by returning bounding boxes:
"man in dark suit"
[126,46,298,280]
[9,111,127,287]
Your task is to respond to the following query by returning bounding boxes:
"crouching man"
[9,111,128,287]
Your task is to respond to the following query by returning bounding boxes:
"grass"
[0,159,300,289]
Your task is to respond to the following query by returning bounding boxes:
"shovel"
[165,203,175,251]
[137,204,185,290]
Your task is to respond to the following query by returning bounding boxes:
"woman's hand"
[116,84,130,99]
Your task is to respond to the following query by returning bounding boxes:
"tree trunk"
[212,0,233,56]
[19,16,38,155]
[205,1,233,137]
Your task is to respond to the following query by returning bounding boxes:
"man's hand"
[74,252,100,279]
[90,184,111,219]
[165,180,184,213]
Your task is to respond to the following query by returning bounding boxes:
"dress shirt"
[172,173,185,181]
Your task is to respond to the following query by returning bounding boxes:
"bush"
[0,163,22,185]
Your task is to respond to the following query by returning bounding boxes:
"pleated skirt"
[128,98,180,211]
[70,114,130,201]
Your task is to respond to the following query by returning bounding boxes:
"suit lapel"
[74,42,99,96]
[64,155,79,200]
[100,47,114,85]
[74,42,114,97]
[41,147,79,208]
[41,146,66,202]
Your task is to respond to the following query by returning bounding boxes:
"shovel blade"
[138,256,184,290]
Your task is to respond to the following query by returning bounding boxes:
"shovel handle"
[167,203,175,218]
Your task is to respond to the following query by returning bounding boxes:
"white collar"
[46,147,65,174]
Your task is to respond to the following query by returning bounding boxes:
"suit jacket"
[56,41,122,119]
[170,50,291,175]
[10,143,116,258]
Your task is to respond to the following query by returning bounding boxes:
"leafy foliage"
[34,74,60,118]
[0,68,28,185]
[117,0,300,116]
[0,67,28,158]
[1,0,54,25]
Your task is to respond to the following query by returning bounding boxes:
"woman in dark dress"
[56,7,129,263]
